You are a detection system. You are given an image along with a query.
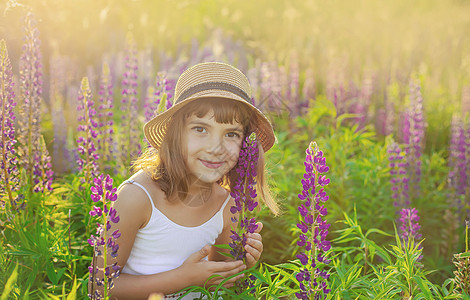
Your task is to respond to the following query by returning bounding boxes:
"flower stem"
[102,180,108,298]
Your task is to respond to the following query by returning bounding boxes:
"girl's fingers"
[245,252,256,267]
[254,222,263,234]
[246,236,263,252]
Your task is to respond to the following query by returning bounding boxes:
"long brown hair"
[132,98,279,215]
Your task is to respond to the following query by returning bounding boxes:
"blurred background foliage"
[1,0,470,297]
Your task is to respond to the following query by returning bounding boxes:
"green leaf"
[66,277,78,300]
[457,252,470,258]
[412,275,434,299]
[0,264,18,300]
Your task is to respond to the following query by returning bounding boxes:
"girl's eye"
[226,132,241,138]
[192,127,206,133]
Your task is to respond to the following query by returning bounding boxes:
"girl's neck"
[179,179,214,207]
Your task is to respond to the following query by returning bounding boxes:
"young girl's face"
[184,110,244,184]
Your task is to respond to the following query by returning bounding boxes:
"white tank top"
[118,179,231,276]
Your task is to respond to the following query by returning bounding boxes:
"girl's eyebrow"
[188,120,243,133]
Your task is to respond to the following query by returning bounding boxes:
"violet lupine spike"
[229,132,259,292]
[96,62,115,172]
[32,135,53,193]
[0,39,23,211]
[119,33,141,169]
[388,141,410,208]
[88,173,121,299]
[404,82,426,196]
[398,208,423,261]
[448,115,466,208]
[295,141,331,300]
[76,77,99,185]
[17,12,43,192]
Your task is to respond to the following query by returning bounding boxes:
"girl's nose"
[206,136,226,155]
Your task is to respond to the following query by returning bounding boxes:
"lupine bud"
[295,142,331,300]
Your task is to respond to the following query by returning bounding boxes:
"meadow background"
[1,0,470,298]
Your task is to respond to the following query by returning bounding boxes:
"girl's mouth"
[200,159,224,169]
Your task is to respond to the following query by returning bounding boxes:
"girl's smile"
[185,110,244,184]
[199,159,224,169]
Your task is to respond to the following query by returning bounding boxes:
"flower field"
[1,0,470,299]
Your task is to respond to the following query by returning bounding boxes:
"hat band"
[176,82,251,103]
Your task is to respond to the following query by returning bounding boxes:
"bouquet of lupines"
[88,174,121,299]
[295,141,331,300]
[229,132,259,291]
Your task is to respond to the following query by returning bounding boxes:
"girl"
[91,62,279,299]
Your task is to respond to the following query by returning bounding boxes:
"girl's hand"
[180,245,246,289]
[245,222,264,269]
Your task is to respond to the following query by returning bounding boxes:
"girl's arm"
[90,184,245,299]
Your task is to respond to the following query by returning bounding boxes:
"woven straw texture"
[143,62,275,152]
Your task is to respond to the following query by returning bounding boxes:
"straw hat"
[144,62,276,152]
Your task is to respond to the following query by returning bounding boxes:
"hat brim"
[144,92,276,152]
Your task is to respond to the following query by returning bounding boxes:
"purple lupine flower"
[448,114,467,212]
[88,173,121,299]
[295,142,331,300]
[398,208,423,261]
[388,141,410,208]
[119,34,141,169]
[76,77,99,184]
[32,136,53,193]
[0,39,23,211]
[230,132,259,292]
[17,12,44,192]
[96,62,115,172]
[403,82,426,195]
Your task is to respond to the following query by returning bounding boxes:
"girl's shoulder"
[115,170,162,227]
